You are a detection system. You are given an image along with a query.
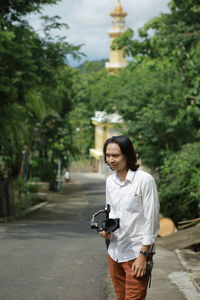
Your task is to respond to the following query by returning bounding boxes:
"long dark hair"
[103,135,139,171]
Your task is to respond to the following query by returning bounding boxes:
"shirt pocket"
[125,194,142,213]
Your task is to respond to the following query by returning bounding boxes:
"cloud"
[29,0,170,63]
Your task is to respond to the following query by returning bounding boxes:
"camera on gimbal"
[90,204,120,232]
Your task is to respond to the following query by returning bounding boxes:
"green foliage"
[0,0,59,21]
[81,0,200,222]
[13,177,40,194]
[13,177,27,194]
[0,0,83,190]
[1,0,199,222]
[28,183,41,194]
[118,60,199,168]
[13,177,42,213]
[78,59,107,73]
[159,143,200,223]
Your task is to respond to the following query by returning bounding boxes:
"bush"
[13,178,42,212]
[158,142,200,224]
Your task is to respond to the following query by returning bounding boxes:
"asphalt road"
[0,172,199,300]
[0,173,109,300]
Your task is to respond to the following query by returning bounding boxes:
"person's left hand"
[131,256,147,278]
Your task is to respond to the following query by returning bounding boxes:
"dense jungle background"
[0,0,199,224]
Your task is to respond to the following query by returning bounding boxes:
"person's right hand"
[99,231,112,240]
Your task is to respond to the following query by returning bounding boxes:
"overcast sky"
[29,0,170,65]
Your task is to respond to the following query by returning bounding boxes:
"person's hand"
[131,256,147,278]
[99,230,112,240]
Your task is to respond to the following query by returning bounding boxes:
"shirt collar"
[126,169,136,182]
[114,169,136,185]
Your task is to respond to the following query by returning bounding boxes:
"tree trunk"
[0,179,15,220]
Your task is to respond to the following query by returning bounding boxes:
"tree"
[78,59,107,73]
[0,0,83,216]
[109,0,200,168]
[80,0,200,222]
[159,142,200,223]
[0,0,59,19]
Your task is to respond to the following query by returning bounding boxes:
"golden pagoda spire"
[110,0,127,17]
[115,0,122,13]
[105,0,128,73]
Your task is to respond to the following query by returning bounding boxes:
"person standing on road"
[100,135,160,300]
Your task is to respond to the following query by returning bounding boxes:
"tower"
[105,0,128,73]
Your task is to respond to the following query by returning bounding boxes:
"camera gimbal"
[90,204,120,232]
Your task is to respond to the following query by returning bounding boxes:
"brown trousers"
[108,255,149,300]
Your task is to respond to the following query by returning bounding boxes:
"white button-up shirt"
[106,169,160,262]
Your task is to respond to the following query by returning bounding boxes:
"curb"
[25,201,48,214]
[175,248,200,293]
[16,201,48,219]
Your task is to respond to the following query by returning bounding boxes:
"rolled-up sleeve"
[141,177,160,245]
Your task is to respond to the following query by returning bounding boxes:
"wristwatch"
[139,251,149,257]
